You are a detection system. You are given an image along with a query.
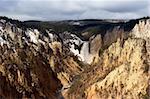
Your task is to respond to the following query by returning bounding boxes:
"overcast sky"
[0,0,149,21]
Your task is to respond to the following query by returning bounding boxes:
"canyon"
[0,16,149,99]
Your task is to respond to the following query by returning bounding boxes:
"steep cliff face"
[0,17,149,99]
[85,38,149,99]
[65,18,150,99]
[131,19,150,39]
[0,20,62,98]
[0,18,84,99]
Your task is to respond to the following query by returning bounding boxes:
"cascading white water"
[80,42,94,64]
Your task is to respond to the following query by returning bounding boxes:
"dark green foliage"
[0,16,27,30]
[1,16,149,41]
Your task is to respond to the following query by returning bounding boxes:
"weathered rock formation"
[0,16,149,99]
[65,18,150,99]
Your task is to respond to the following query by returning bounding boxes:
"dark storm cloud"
[0,0,149,20]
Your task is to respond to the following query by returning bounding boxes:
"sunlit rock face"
[85,38,149,99]
[0,19,63,99]
[0,16,149,99]
[0,17,85,99]
[131,19,150,39]
[130,18,150,70]
[65,18,150,99]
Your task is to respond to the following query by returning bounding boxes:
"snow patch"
[0,37,7,46]
[0,26,4,32]
[26,29,40,43]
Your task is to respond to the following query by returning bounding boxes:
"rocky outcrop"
[0,17,83,99]
[0,16,149,99]
[0,47,62,99]
[65,18,150,99]
[66,37,149,99]
[85,38,149,99]
[131,19,150,39]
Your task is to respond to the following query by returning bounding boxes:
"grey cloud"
[102,0,149,13]
[0,0,149,20]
